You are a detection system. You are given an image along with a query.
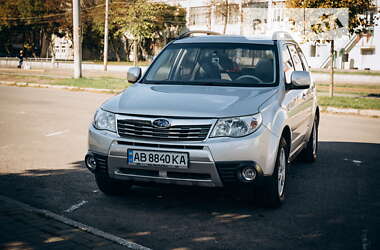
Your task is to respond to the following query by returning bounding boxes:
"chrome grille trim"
[116,115,214,141]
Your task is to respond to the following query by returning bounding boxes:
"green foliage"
[0,0,186,59]
[87,0,186,61]
[0,0,70,56]
[89,0,186,41]
[112,0,186,41]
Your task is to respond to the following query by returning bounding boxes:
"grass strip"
[318,96,380,110]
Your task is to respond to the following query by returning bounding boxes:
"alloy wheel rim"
[278,147,286,197]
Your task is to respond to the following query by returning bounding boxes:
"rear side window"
[287,44,304,71]
[298,49,309,71]
[282,45,294,84]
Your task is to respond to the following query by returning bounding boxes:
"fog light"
[85,154,97,172]
[241,167,256,181]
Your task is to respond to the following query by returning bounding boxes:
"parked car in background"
[85,31,319,207]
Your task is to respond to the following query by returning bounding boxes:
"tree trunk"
[110,39,121,62]
[123,36,130,62]
[329,40,334,97]
[223,0,229,34]
[40,32,51,58]
[133,39,138,66]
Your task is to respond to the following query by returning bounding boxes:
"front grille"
[167,172,211,180]
[119,168,158,177]
[117,141,204,150]
[118,168,211,181]
[117,119,211,141]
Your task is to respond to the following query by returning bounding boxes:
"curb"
[1,80,379,118]
[0,195,151,250]
[0,80,123,94]
[321,106,380,118]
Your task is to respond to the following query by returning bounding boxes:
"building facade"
[159,0,380,70]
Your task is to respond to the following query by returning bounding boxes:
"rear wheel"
[95,171,132,196]
[258,137,288,208]
[302,118,318,163]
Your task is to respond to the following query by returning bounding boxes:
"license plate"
[127,149,189,169]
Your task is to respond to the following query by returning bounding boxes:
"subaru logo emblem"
[152,119,171,128]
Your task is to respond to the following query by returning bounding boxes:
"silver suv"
[85,31,319,207]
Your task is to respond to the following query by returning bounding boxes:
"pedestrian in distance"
[17,50,24,68]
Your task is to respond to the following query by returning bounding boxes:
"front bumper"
[87,123,278,187]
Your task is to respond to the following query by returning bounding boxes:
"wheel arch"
[315,106,320,127]
[281,125,291,152]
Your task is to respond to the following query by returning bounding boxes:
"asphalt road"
[0,85,379,250]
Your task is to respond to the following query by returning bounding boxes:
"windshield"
[143,43,278,87]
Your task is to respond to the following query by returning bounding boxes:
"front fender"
[259,92,290,175]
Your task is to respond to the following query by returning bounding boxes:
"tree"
[286,0,376,97]
[89,0,185,64]
[210,0,239,35]
[112,0,186,64]
[0,0,71,57]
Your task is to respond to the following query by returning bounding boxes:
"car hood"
[102,84,278,118]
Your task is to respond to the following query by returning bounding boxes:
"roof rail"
[177,30,222,40]
[272,31,294,41]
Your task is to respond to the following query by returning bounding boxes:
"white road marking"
[0,195,151,250]
[64,200,88,213]
[343,158,363,165]
[45,130,68,137]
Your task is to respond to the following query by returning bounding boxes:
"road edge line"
[0,80,122,94]
[0,195,151,250]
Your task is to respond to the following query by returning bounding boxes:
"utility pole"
[329,40,334,97]
[72,0,82,78]
[103,0,109,71]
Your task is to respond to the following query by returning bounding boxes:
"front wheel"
[95,171,132,196]
[258,137,288,208]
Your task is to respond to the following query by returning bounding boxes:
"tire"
[95,171,131,196]
[302,118,318,163]
[258,137,289,208]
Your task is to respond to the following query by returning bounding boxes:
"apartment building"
[160,0,380,70]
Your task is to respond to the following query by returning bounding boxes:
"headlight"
[93,109,116,132]
[210,113,262,138]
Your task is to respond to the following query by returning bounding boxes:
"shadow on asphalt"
[0,141,379,250]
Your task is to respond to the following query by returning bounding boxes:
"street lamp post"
[103,0,109,71]
[72,0,82,78]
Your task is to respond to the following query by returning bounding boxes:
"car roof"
[172,35,277,45]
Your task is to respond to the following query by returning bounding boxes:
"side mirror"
[288,71,311,89]
[127,67,142,83]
